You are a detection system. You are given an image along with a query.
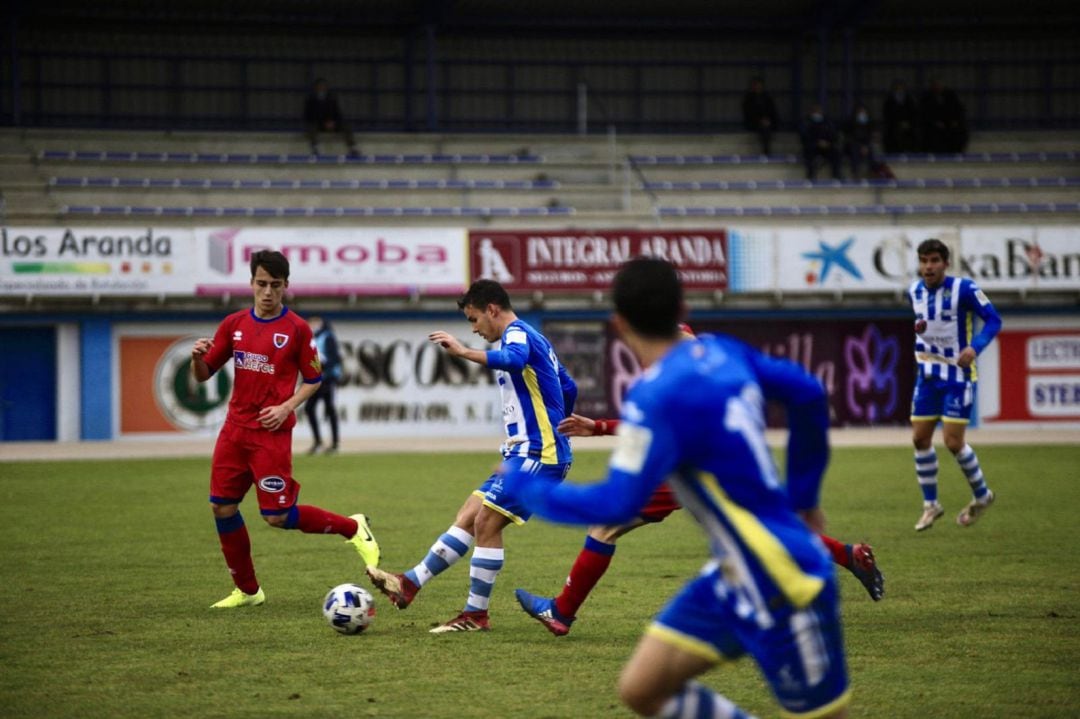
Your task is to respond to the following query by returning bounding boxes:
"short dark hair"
[250,249,290,280]
[917,238,950,263]
[458,279,511,311]
[613,257,683,339]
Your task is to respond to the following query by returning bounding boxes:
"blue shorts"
[474,456,571,525]
[911,375,974,424]
[649,569,849,718]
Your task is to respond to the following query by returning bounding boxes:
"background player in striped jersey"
[191,250,380,609]
[515,326,882,638]
[366,279,577,633]
[907,238,1002,531]
[506,257,850,719]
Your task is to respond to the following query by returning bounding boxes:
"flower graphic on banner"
[844,324,899,422]
[801,237,863,285]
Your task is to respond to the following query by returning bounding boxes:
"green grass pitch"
[2,445,1078,718]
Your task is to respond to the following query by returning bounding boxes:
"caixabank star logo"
[153,337,233,431]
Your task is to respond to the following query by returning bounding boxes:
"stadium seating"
[2,128,1077,224]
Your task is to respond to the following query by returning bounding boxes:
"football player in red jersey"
[191,249,380,609]
[515,323,883,636]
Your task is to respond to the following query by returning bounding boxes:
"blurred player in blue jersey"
[907,238,1003,531]
[516,325,882,639]
[366,279,577,633]
[506,257,850,719]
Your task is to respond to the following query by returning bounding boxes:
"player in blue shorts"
[907,238,1002,531]
[366,279,577,633]
[506,257,850,719]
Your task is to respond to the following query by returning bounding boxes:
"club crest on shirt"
[273,333,289,348]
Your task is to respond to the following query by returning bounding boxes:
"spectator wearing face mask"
[303,78,360,157]
[800,103,843,181]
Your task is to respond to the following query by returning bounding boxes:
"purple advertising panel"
[471,229,728,292]
[566,319,915,427]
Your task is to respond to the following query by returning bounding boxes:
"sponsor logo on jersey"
[258,476,287,492]
[273,333,289,348]
[233,330,243,342]
[234,350,276,374]
[154,336,233,431]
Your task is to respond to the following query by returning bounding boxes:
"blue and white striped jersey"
[513,335,833,620]
[906,275,1002,382]
[486,319,576,465]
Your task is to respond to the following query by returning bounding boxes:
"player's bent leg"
[618,634,719,717]
[210,499,261,600]
[458,506,511,622]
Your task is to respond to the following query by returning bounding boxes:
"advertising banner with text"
[728,225,1080,293]
[117,320,503,440]
[193,227,468,296]
[572,318,917,427]
[469,229,728,291]
[981,327,1080,424]
[1,226,198,295]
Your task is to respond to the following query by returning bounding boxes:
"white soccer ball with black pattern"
[322,583,376,634]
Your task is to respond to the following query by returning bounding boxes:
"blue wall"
[0,326,57,440]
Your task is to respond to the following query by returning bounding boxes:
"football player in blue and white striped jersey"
[366,279,577,633]
[906,238,1002,531]
[507,257,850,719]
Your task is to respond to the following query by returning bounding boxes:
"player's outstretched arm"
[557,414,597,437]
[429,331,490,366]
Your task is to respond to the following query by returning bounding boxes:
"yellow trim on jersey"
[472,490,527,526]
[780,687,852,719]
[699,473,824,608]
[523,366,557,464]
[966,312,978,382]
[646,623,724,662]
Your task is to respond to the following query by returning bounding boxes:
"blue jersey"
[486,319,576,465]
[906,275,1002,383]
[513,334,833,615]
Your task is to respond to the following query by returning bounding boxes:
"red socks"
[216,514,259,595]
[554,536,616,619]
[818,533,850,568]
[290,505,357,537]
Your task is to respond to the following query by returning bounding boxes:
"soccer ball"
[322,583,376,635]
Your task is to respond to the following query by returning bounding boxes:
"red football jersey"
[203,307,322,430]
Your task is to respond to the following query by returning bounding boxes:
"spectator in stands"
[304,78,360,157]
[741,76,779,156]
[800,103,843,181]
[882,80,920,154]
[844,102,881,180]
[921,78,968,154]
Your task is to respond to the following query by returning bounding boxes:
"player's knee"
[263,513,288,528]
[473,513,502,543]
[944,435,965,454]
[211,503,238,519]
[617,672,663,716]
[589,525,623,543]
